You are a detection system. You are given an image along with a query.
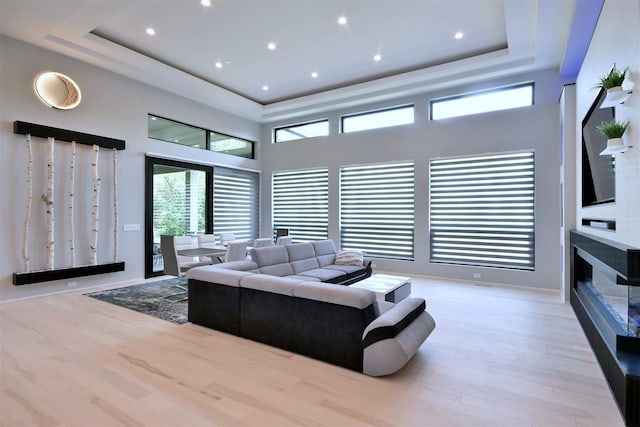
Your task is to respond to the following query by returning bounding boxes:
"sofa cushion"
[324,264,366,277]
[251,245,289,267]
[259,263,294,277]
[312,239,337,267]
[218,260,259,272]
[335,250,364,266]
[286,274,321,282]
[240,274,301,296]
[298,268,346,283]
[287,242,321,273]
[292,282,376,309]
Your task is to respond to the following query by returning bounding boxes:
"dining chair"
[253,237,274,248]
[160,235,212,301]
[162,235,211,276]
[275,236,293,245]
[218,240,249,263]
[219,232,236,246]
[197,234,218,248]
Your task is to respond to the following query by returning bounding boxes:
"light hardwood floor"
[1,276,625,426]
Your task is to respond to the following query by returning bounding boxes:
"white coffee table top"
[350,274,411,295]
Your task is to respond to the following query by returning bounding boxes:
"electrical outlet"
[473,273,481,279]
[68,281,78,287]
[371,263,377,268]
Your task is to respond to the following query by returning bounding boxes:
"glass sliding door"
[145,157,213,278]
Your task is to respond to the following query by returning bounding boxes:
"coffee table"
[350,274,411,303]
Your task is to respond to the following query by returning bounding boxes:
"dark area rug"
[84,277,188,324]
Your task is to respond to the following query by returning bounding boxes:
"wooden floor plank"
[0,276,625,426]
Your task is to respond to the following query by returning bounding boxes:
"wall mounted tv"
[582,88,615,207]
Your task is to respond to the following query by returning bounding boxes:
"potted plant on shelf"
[597,119,630,154]
[594,64,629,94]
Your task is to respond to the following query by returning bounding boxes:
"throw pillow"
[334,250,364,266]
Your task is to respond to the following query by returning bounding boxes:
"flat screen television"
[582,88,616,207]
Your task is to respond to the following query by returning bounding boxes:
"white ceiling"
[0,0,589,123]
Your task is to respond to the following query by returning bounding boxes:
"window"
[340,161,415,260]
[148,114,255,159]
[210,132,253,159]
[341,105,414,133]
[429,151,535,270]
[214,167,259,243]
[274,120,329,143]
[272,168,328,241]
[430,83,534,120]
[148,115,206,148]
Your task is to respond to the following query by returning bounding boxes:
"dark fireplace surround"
[570,230,640,426]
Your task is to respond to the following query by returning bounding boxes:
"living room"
[1,0,639,425]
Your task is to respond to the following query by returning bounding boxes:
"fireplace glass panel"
[630,285,640,337]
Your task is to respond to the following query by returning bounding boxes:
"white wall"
[0,36,261,301]
[260,69,564,291]
[575,0,640,247]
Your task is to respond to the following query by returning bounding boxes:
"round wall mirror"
[34,71,82,110]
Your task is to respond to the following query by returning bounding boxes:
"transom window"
[429,151,535,270]
[148,114,254,159]
[274,119,329,143]
[341,105,414,134]
[430,83,534,120]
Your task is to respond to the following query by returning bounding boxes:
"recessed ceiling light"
[454,31,464,40]
[215,61,223,69]
[146,27,156,36]
[267,42,276,50]
[373,54,382,62]
[201,0,211,6]
[262,85,269,91]
[311,72,318,78]
[337,16,347,25]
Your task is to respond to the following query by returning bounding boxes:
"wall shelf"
[13,262,125,286]
[13,121,125,150]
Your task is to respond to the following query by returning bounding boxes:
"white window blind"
[340,161,415,260]
[213,166,259,242]
[429,151,535,270]
[272,168,328,241]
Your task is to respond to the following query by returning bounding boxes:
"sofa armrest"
[186,265,253,286]
[362,298,426,347]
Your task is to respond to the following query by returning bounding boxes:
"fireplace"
[570,230,640,426]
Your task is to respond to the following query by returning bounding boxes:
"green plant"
[594,64,629,89]
[597,119,629,138]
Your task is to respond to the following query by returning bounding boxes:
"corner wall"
[575,0,640,247]
[0,36,261,301]
[260,69,564,292]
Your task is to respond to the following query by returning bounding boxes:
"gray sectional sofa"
[186,239,436,376]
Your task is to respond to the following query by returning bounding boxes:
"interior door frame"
[144,156,214,278]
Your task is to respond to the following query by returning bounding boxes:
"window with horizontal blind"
[429,151,535,270]
[340,161,415,260]
[213,166,259,243]
[272,168,328,242]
